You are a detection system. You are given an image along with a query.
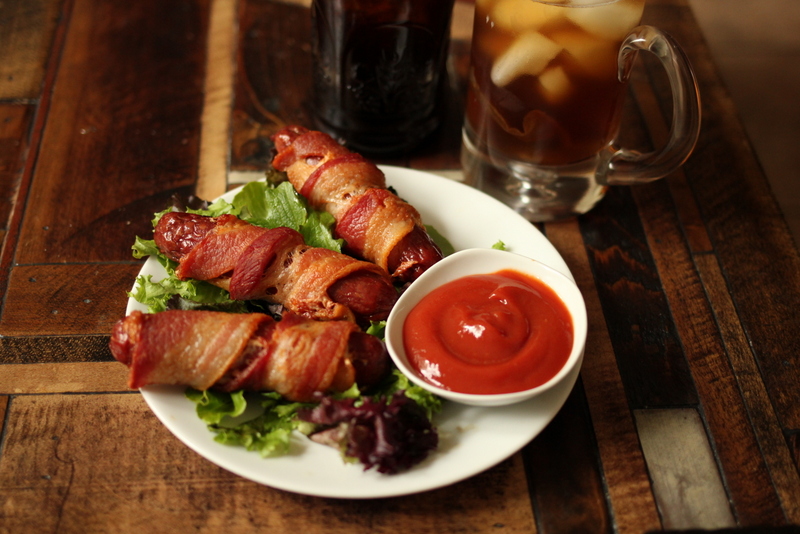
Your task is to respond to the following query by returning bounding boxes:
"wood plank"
[626,4,799,520]
[0,263,141,336]
[695,253,800,523]
[544,219,660,534]
[0,362,128,394]
[633,0,800,523]
[525,381,612,534]
[0,104,33,239]
[0,104,32,304]
[790,434,800,478]
[197,0,237,202]
[636,408,735,529]
[633,170,787,525]
[0,0,64,100]
[0,0,72,316]
[0,336,111,365]
[0,394,537,533]
[647,0,800,432]
[578,184,697,407]
[0,397,8,433]
[14,0,210,264]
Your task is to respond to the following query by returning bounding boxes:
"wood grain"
[525,381,612,534]
[0,0,64,100]
[628,73,787,528]
[647,0,800,432]
[636,408,735,529]
[695,253,800,523]
[0,263,141,337]
[0,394,537,533]
[633,176,785,524]
[0,362,128,394]
[579,185,697,408]
[0,105,33,242]
[197,0,237,202]
[0,336,111,365]
[0,0,72,317]
[14,0,209,264]
[637,0,800,523]
[545,219,661,534]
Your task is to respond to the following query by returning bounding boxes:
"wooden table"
[2,0,799,532]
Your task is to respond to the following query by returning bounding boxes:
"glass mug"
[461,0,701,221]
[311,0,456,155]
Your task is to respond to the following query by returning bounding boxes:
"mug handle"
[598,25,701,186]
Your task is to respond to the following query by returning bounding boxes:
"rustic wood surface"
[1,0,799,532]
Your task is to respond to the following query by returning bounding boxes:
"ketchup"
[402,269,573,394]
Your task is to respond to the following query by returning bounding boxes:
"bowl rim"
[385,248,588,406]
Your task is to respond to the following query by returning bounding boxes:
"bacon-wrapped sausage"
[110,310,389,402]
[154,212,398,324]
[271,126,443,283]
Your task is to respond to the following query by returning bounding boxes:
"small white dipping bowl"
[385,248,588,407]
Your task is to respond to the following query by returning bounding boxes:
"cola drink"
[311,0,456,155]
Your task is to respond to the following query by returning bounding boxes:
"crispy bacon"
[110,310,389,401]
[154,212,398,323]
[271,125,443,283]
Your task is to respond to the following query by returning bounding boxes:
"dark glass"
[311,0,455,155]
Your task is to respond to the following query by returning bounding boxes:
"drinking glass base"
[460,133,608,222]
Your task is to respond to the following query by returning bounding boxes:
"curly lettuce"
[185,369,442,464]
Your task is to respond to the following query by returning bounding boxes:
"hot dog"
[271,126,443,283]
[154,212,398,324]
[110,310,390,401]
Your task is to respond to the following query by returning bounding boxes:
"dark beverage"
[311,0,456,155]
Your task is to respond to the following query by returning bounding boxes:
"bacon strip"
[154,212,398,323]
[110,310,389,402]
[271,125,443,283]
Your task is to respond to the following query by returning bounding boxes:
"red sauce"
[402,269,573,394]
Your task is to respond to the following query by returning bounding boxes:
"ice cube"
[491,32,563,87]
[490,0,564,34]
[565,0,645,41]
[555,31,618,77]
[538,66,571,103]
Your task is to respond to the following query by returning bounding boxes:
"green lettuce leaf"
[232,181,307,230]
[129,274,241,313]
[186,389,314,457]
[426,225,455,257]
[378,369,443,420]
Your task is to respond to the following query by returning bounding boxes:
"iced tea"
[463,0,645,166]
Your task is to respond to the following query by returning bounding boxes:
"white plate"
[127,166,580,499]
